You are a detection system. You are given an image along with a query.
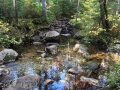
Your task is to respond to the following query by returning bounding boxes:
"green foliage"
[105,61,120,90]
[18,19,35,37]
[19,0,42,18]
[71,0,119,47]
[50,0,77,19]
[0,20,22,47]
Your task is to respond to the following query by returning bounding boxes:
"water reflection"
[3,40,120,90]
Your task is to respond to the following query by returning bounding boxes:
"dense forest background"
[0,0,119,48]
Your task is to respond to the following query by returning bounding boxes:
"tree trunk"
[13,0,18,24]
[99,0,109,31]
[116,0,120,14]
[42,0,47,20]
[76,0,80,22]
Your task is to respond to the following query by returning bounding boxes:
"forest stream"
[0,19,120,90]
[1,37,120,90]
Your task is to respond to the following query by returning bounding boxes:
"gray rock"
[0,49,18,63]
[61,34,71,37]
[46,44,58,55]
[107,43,120,52]
[32,36,40,42]
[0,67,10,76]
[65,74,74,82]
[45,31,60,38]
[33,42,42,45]
[68,68,79,75]
[80,76,99,85]
[37,50,45,53]
[52,73,60,81]
[5,74,41,90]
[88,63,99,70]
[41,53,46,58]
[55,28,62,33]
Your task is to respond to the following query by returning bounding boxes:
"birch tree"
[42,0,47,19]
[13,0,18,24]
[76,0,80,22]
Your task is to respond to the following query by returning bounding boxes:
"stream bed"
[1,37,120,90]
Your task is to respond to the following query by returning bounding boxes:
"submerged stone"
[88,63,99,70]
[0,68,10,76]
[5,74,41,90]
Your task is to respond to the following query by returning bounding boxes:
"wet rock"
[32,36,40,42]
[46,43,59,47]
[88,62,99,70]
[65,74,74,82]
[36,50,45,53]
[82,53,90,59]
[33,42,42,45]
[77,44,88,54]
[62,60,73,68]
[52,73,61,81]
[107,43,120,53]
[45,44,58,55]
[80,76,99,85]
[0,49,18,63]
[41,53,46,58]
[61,33,71,37]
[0,68,10,76]
[55,28,62,33]
[3,86,26,90]
[68,68,79,75]
[45,31,60,39]
[6,74,41,90]
[44,79,54,86]
[73,43,80,52]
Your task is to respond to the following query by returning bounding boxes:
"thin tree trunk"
[13,0,18,24]
[116,0,120,14]
[99,0,109,31]
[42,0,47,20]
[76,0,80,22]
[2,0,5,16]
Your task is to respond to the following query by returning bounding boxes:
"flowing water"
[2,38,120,90]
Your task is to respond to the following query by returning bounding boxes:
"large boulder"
[4,74,41,90]
[0,49,18,64]
[45,31,60,39]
